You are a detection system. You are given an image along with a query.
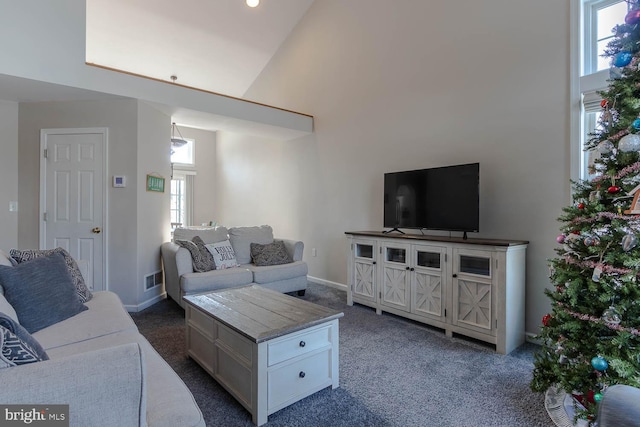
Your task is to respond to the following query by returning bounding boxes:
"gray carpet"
[131,282,554,427]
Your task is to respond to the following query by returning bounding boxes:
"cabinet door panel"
[413,271,443,318]
[354,261,376,301]
[381,265,410,311]
[454,278,492,331]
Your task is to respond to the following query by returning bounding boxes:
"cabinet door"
[451,248,495,336]
[411,244,446,321]
[380,242,410,312]
[352,239,377,304]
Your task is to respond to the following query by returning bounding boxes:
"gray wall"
[0,101,19,250]
[216,0,571,335]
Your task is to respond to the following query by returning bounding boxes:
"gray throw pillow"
[0,312,48,367]
[0,326,46,368]
[10,247,93,303]
[0,252,88,333]
[250,240,293,266]
[176,236,216,272]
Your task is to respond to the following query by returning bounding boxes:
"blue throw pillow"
[0,312,48,368]
[0,252,88,333]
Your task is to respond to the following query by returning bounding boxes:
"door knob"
[92,227,101,234]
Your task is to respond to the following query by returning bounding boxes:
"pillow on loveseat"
[176,236,216,272]
[229,225,274,265]
[205,240,239,269]
[10,247,92,303]
[0,252,88,333]
[0,312,48,368]
[250,240,293,266]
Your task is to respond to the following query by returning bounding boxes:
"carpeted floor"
[131,282,555,427]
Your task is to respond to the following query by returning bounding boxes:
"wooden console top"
[345,231,528,247]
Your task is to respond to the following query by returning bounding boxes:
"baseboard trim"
[124,292,166,312]
[307,276,347,291]
[525,332,542,345]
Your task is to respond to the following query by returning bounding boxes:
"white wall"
[217,0,571,335]
[137,103,172,307]
[17,99,171,309]
[0,101,19,249]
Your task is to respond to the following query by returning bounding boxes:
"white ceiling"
[86,0,315,98]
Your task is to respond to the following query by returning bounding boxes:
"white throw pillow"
[205,240,239,269]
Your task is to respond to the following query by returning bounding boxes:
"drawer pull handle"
[299,341,306,347]
[299,371,306,378]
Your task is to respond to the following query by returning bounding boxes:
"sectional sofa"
[161,225,308,308]
[0,250,204,427]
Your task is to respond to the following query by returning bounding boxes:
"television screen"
[383,163,479,233]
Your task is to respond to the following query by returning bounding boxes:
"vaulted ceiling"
[86,0,315,98]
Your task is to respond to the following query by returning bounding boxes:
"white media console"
[345,231,528,354]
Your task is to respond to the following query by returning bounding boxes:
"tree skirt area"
[545,386,591,427]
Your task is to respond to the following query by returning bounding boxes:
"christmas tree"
[530,2,640,423]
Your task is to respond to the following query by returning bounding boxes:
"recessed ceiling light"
[246,0,259,7]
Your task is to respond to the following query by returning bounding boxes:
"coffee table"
[183,285,344,426]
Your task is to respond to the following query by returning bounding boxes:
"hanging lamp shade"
[171,122,188,147]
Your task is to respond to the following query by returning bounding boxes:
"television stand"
[382,228,405,234]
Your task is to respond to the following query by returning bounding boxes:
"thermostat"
[113,176,126,188]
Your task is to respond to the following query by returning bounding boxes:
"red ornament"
[578,203,585,209]
[542,314,552,327]
[600,99,609,109]
[608,186,621,194]
[626,9,640,25]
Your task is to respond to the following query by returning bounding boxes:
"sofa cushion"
[10,247,93,303]
[229,225,274,265]
[33,291,138,351]
[0,312,49,366]
[173,226,229,244]
[0,253,88,333]
[246,260,309,284]
[250,240,293,266]
[205,239,239,269]
[175,236,216,272]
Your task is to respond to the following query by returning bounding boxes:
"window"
[575,0,628,180]
[170,137,195,231]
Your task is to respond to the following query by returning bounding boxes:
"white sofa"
[161,225,308,308]
[0,251,205,427]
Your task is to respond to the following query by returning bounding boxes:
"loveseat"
[0,249,205,427]
[161,225,308,308]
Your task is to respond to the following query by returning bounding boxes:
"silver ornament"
[622,234,638,251]
[597,140,614,154]
[618,134,640,152]
[602,306,622,325]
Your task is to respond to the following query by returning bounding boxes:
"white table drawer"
[268,349,332,411]
[268,325,331,366]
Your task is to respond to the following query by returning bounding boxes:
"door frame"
[39,127,109,290]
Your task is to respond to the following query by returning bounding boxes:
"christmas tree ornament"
[594,392,603,403]
[621,234,638,251]
[558,355,568,364]
[592,264,603,282]
[591,356,609,372]
[618,133,640,152]
[600,99,609,108]
[614,51,633,67]
[584,236,595,246]
[556,234,565,244]
[578,202,585,209]
[610,66,623,80]
[589,190,602,202]
[608,185,621,194]
[634,118,640,130]
[602,306,622,325]
[626,8,640,25]
[597,140,614,154]
[542,313,552,327]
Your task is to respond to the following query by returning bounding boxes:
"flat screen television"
[383,163,479,236]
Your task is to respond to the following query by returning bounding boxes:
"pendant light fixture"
[171,122,188,147]
[246,0,259,7]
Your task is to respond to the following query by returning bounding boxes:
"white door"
[40,128,107,291]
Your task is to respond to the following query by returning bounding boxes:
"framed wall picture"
[146,174,165,193]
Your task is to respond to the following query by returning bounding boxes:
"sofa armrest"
[597,384,640,427]
[0,343,146,427]
[279,239,304,262]
[162,242,194,303]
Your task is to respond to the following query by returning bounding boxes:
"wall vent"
[144,270,163,290]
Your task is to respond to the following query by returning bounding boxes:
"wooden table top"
[184,285,344,343]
